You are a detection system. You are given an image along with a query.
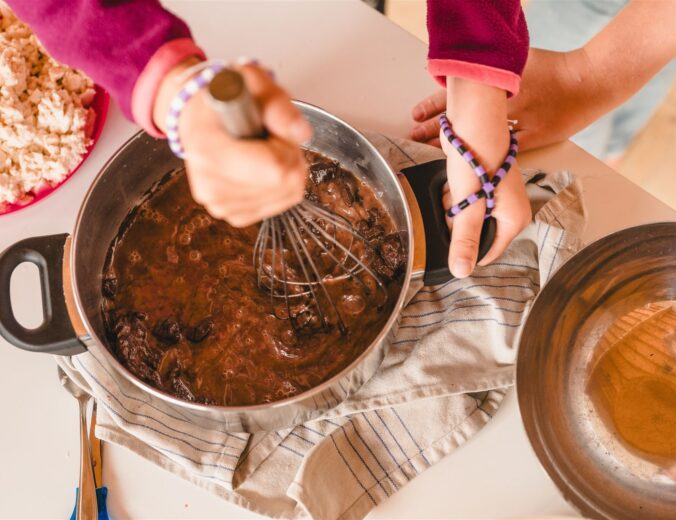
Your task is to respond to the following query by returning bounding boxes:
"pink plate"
[0,84,110,216]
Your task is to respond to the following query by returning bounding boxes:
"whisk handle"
[400,160,496,286]
[206,68,266,139]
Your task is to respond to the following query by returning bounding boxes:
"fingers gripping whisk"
[253,200,389,335]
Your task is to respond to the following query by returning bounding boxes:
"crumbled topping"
[0,5,95,210]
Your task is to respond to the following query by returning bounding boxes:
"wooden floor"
[385,0,675,209]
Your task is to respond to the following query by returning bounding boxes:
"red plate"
[0,84,110,216]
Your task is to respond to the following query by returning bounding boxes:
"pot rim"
[70,100,415,413]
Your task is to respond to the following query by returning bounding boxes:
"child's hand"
[154,60,312,227]
[440,79,531,278]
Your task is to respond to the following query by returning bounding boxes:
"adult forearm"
[582,0,676,111]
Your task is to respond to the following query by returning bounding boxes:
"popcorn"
[0,5,95,210]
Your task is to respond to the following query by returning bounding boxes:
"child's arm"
[426,0,531,277]
[5,0,311,226]
[4,0,202,127]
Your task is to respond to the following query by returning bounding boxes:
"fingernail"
[289,118,312,143]
[412,106,424,121]
[452,259,472,278]
[411,126,424,141]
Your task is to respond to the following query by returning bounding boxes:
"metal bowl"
[517,222,676,519]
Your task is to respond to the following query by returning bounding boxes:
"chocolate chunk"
[172,377,196,402]
[379,234,405,271]
[356,220,385,242]
[337,174,360,207]
[309,160,338,185]
[113,312,159,383]
[113,312,147,340]
[153,318,181,345]
[187,318,215,343]
[371,255,395,281]
[102,276,118,299]
[367,208,381,225]
[304,187,320,204]
[292,308,322,332]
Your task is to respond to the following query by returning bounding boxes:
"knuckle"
[453,235,480,251]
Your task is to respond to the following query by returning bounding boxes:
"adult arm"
[413,0,676,151]
[6,0,312,226]
[509,0,676,150]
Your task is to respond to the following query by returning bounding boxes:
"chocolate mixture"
[102,151,405,406]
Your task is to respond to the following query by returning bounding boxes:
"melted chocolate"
[102,151,404,406]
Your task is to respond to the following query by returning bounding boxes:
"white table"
[1,1,674,518]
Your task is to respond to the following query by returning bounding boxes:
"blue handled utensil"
[70,400,109,520]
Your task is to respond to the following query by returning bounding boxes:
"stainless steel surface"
[253,200,388,335]
[207,69,263,138]
[58,367,97,520]
[66,101,414,432]
[517,222,676,520]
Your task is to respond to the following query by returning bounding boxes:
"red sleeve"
[426,0,529,95]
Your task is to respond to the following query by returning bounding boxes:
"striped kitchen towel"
[57,135,586,520]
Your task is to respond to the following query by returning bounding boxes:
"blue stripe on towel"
[87,353,247,442]
[348,419,399,491]
[410,282,534,307]
[330,435,377,505]
[539,224,551,256]
[373,409,419,475]
[76,360,241,458]
[97,400,235,472]
[358,413,406,481]
[391,409,430,466]
[336,423,390,497]
[546,230,565,281]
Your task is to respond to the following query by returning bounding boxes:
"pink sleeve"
[4,0,203,120]
[132,39,206,137]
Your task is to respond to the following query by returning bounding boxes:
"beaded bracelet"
[166,62,226,158]
[439,113,518,219]
[165,57,260,159]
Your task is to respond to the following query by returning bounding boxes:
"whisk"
[207,68,388,334]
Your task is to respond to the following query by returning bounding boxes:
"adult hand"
[409,49,591,151]
[154,59,312,227]
[410,89,445,147]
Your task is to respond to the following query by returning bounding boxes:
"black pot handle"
[401,160,496,286]
[0,234,85,355]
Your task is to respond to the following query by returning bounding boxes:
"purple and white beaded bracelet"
[165,62,227,158]
[439,113,518,219]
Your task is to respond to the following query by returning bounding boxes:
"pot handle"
[400,160,496,286]
[0,234,85,355]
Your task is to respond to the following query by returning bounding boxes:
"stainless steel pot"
[0,102,495,432]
